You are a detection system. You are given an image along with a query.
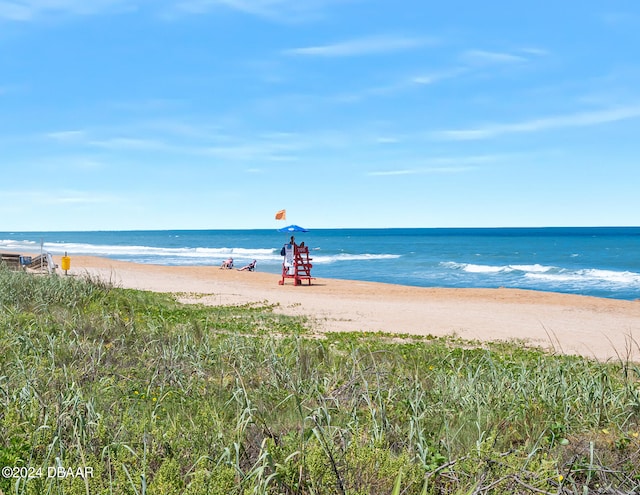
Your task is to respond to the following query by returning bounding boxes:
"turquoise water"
[2,227,639,300]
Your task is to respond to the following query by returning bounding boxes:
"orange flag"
[275,209,286,220]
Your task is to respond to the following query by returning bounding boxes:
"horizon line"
[2,225,639,234]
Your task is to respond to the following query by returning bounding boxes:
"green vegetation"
[1,266,639,494]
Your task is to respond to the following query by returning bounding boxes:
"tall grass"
[1,266,639,494]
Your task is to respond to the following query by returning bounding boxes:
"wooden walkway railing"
[1,252,57,274]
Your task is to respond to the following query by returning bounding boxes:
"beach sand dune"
[47,255,640,362]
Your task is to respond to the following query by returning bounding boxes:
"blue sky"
[1,0,639,230]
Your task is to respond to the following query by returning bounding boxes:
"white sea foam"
[312,253,401,264]
[509,264,552,273]
[442,262,554,274]
[526,269,640,287]
[0,239,38,250]
[442,261,639,289]
[1,239,277,261]
[463,264,508,273]
[1,238,399,266]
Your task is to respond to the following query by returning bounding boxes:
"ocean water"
[2,227,640,301]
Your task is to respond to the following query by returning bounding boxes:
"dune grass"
[1,266,639,494]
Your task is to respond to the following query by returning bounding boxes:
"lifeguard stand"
[279,245,314,285]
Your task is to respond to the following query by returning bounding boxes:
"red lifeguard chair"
[279,244,314,285]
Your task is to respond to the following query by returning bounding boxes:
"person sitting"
[237,260,257,272]
[220,257,233,269]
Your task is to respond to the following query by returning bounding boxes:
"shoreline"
[5,251,640,362]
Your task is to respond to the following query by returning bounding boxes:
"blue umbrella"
[277,224,308,233]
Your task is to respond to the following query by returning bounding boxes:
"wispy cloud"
[38,122,309,162]
[519,47,548,57]
[0,0,342,22]
[50,190,119,205]
[329,45,542,103]
[410,47,539,89]
[176,0,277,16]
[411,67,469,86]
[367,166,477,176]
[0,189,119,205]
[33,154,106,171]
[46,130,87,141]
[0,1,32,20]
[601,11,640,28]
[366,153,510,176]
[88,136,172,151]
[367,169,417,176]
[328,67,465,103]
[200,134,303,161]
[284,35,430,57]
[434,105,640,141]
[0,0,135,21]
[172,0,338,21]
[461,49,527,65]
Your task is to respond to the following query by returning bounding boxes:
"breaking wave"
[441,261,640,291]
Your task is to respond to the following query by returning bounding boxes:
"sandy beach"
[23,253,635,363]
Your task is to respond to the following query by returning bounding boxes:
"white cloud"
[0,189,119,205]
[201,143,298,162]
[375,136,399,144]
[46,130,87,141]
[366,153,512,177]
[51,191,116,204]
[411,67,468,85]
[368,165,478,177]
[36,154,106,170]
[284,35,430,57]
[434,105,640,141]
[367,169,417,176]
[0,0,345,21]
[176,0,277,16]
[172,0,339,21]
[329,45,538,103]
[0,0,135,20]
[601,11,640,28]
[520,47,548,57]
[461,49,527,65]
[88,137,171,151]
[0,1,31,20]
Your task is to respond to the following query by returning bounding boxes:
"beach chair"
[220,258,234,269]
[237,260,257,271]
